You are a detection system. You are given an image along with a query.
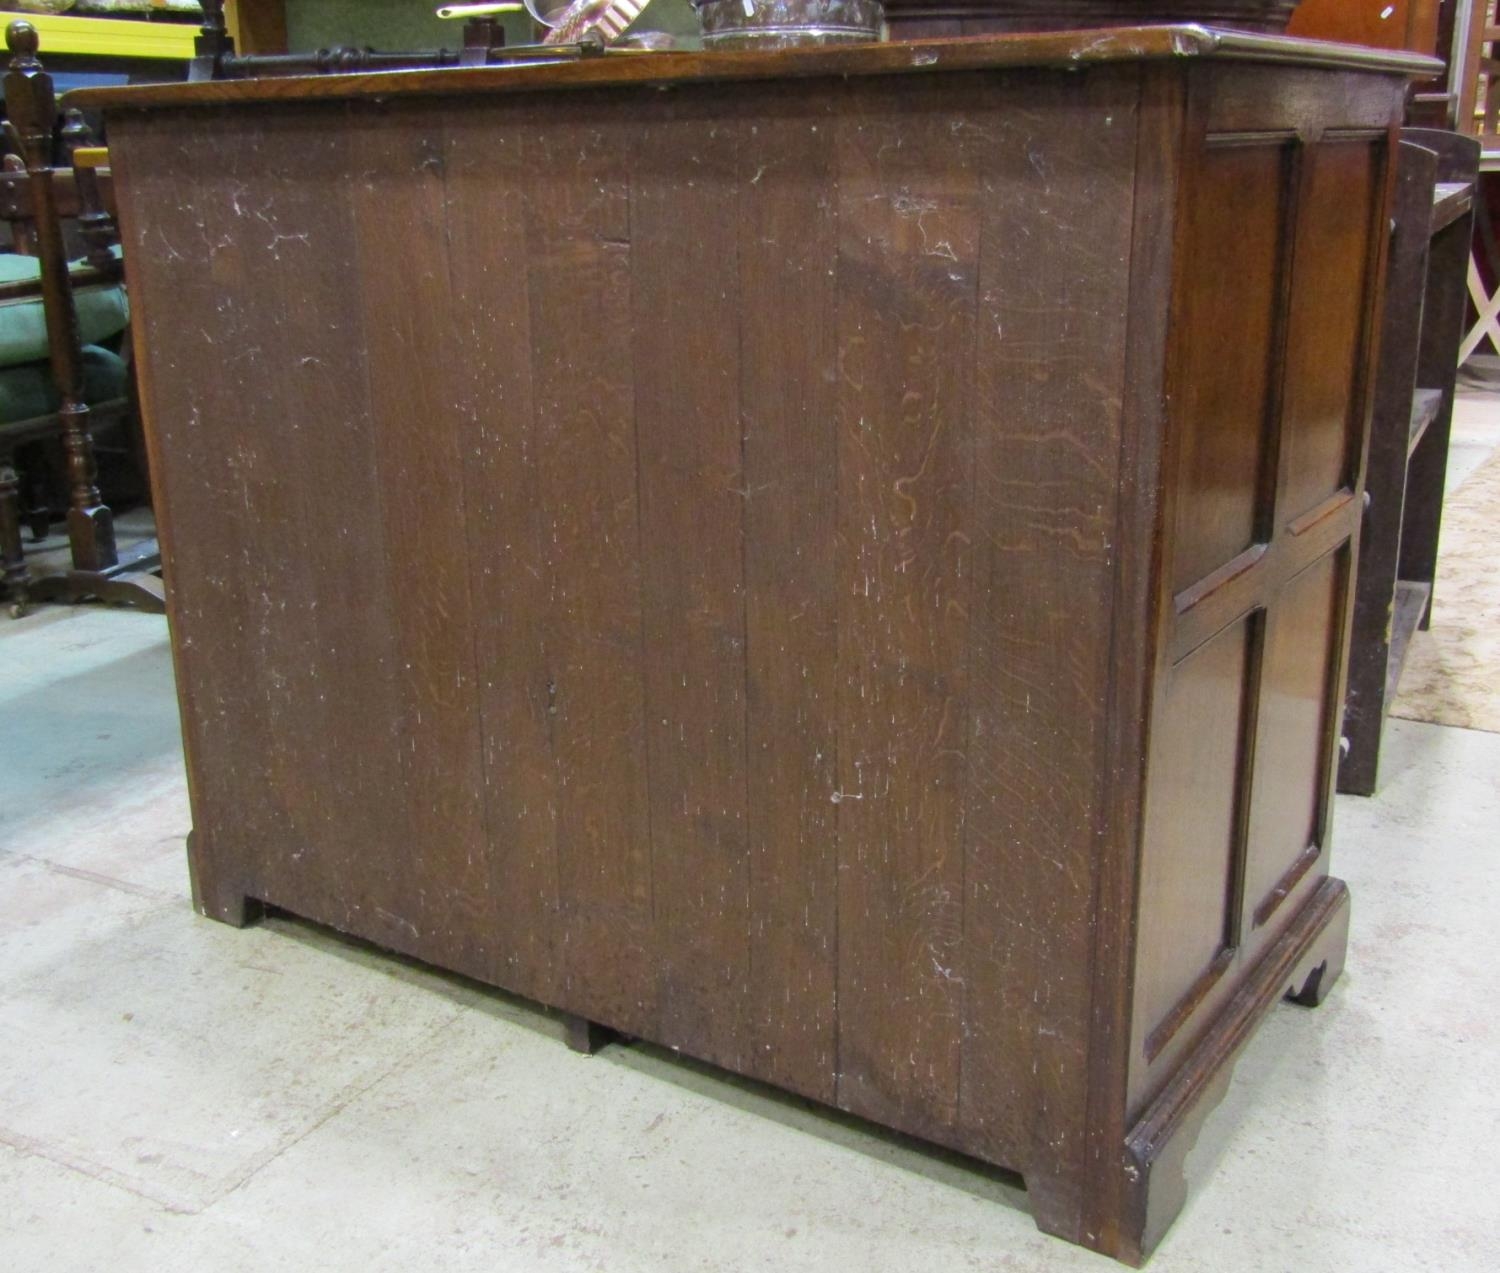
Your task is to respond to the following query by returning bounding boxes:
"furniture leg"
[28,539,167,613]
[59,401,117,573]
[562,1014,617,1056]
[186,831,263,927]
[1111,879,1350,1266]
[1024,1171,1089,1253]
[0,454,31,616]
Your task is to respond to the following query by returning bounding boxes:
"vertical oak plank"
[346,103,492,979]
[117,110,407,932]
[522,100,657,1029]
[631,100,752,1069]
[442,99,564,1006]
[959,73,1139,1217]
[108,116,285,921]
[222,111,405,940]
[738,87,841,1102]
[833,80,981,1136]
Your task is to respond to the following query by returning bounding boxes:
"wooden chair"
[0,20,162,617]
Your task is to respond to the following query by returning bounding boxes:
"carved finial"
[7,20,41,69]
[199,0,227,36]
[61,107,93,152]
[4,18,53,164]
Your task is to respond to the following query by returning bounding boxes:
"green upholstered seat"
[0,247,129,370]
[0,344,129,429]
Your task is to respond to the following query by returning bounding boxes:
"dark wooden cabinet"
[73,28,1432,1264]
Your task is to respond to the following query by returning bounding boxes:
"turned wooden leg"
[563,1014,617,1056]
[59,402,118,574]
[0,456,32,617]
[186,830,262,927]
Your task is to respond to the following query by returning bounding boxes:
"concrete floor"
[3,411,1500,1269]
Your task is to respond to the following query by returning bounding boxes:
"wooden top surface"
[67,25,1439,113]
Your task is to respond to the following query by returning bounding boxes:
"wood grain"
[441,97,566,1004]
[65,27,1439,114]
[631,96,752,1070]
[958,69,1140,1224]
[347,103,493,979]
[98,46,1408,1262]
[737,87,842,1103]
[516,100,657,1030]
[831,77,980,1139]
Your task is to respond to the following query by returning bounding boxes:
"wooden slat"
[737,86,841,1103]
[1430,180,1473,232]
[630,97,753,1069]
[0,170,115,222]
[107,118,282,920]
[961,68,1140,1207]
[221,118,407,937]
[441,99,564,1006]
[346,104,492,980]
[518,100,657,1030]
[831,78,980,1138]
[121,113,408,930]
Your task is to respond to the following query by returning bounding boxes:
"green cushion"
[0,345,129,428]
[0,246,130,370]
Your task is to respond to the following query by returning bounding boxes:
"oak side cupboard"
[71,28,1436,1263]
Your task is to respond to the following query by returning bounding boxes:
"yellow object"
[70,146,109,170]
[435,3,525,16]
[0,11,199,59]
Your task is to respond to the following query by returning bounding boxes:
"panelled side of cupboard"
[72,30,1433,1264]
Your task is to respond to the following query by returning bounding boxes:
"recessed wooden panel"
[1170,142,1289,592]
[1243,549,1346,933]
[1279,138,1382,524]
[1133,617,1252,1065]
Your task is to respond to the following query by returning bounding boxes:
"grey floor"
[3,403,1499,1271]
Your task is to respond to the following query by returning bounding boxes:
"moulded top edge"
[64,25,1443,114]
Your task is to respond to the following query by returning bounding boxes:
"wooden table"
[71,28,1435,1263]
